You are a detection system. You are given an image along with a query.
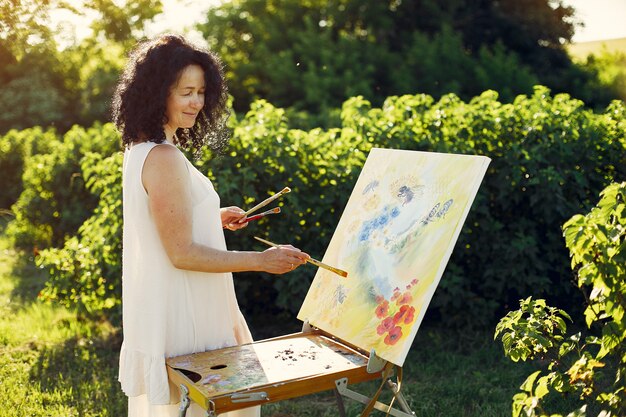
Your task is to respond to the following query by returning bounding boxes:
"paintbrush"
[245,207,281,222]
[244,187,291,216]
[253,236,348,278]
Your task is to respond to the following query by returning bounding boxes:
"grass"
[0,229,124,417]
[257,324,537,417]
[0,226,539,417]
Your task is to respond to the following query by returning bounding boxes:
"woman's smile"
[163,64,206,139]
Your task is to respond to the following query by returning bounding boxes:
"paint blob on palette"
[298,148,490,366]
[166,334,369,397]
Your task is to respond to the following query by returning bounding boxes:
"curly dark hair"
[111,34,230,155]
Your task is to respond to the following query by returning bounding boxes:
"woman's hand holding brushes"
[254,236,348,278]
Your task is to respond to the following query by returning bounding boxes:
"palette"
[166,330,383,414]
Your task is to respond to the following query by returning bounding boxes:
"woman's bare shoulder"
[144,143,183,166]
[142,144,188,188]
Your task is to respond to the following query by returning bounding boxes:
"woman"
[112,34,309,417]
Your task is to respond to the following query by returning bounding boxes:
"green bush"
[495,181,626,417]
[310,87,625,327]
[0,127,57,210]
[33,88,626,325]
[37,152,123,320]
[201,88,626,325]
[5,123,119,250]
[0,129,29,210]
[577,49,626,106]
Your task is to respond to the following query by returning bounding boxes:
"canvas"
[297,148,490,366]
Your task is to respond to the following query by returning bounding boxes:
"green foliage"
[495,298,571,363]
[0,40,76,133]
[7,143,93,249]
[70,39,127,127]
[1,0,620,133]
[0,0,162,133]
[37,152,123,320]
[87,0,163,43]
[0,127,55,209]
[199,0,614,121]
[0,233,125,417]
[0,71,68,132]
[0,0,80,133]
[474,42,540,101]
[578,49,626,103]
[0,0,56,59]
[5,123,119,250]
[200,0,388,115]
[495,182,626,417]
[198,88,625,324]
[388,26,540,104]
[563,183,626,363]
[30,88,626,325]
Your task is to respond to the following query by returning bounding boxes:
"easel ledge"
[166,325,415,416]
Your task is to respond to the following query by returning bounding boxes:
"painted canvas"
[297,148,490,366]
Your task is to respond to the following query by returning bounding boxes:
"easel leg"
[386,380,415,415]
[335,377,416,417]
[334,387,347,417]
[178,384,191,417]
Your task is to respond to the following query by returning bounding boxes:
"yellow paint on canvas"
[298,148,490,366]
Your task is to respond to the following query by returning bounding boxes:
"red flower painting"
[395,291,413,306]
[374,279,419,347]
[384,326,403,345]
[393,305,416,325]
[375,300,389,318]
[376,317,395,335]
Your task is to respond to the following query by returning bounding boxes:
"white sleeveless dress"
[119,142,260,417]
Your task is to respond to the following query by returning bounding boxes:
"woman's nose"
[191,94,203,108]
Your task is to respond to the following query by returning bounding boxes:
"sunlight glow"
[49,0,223,48]
[48,0,626,49]
[563,0,626,42]
[143,0,223,46]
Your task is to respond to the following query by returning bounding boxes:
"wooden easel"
[167,148,490,416]
[167,321,415,417]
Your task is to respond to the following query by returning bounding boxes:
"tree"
[0,0,74,132]
[199,0,389,116]
[67,0,163,127]
[198,0,614,121]
[578,50,626,103]
[0,0,56,59]
[85,0,162,44]
[0,0,162,133]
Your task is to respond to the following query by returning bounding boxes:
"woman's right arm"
[142,145,309,274]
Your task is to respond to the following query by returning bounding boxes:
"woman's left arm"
[221,206,248,231]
